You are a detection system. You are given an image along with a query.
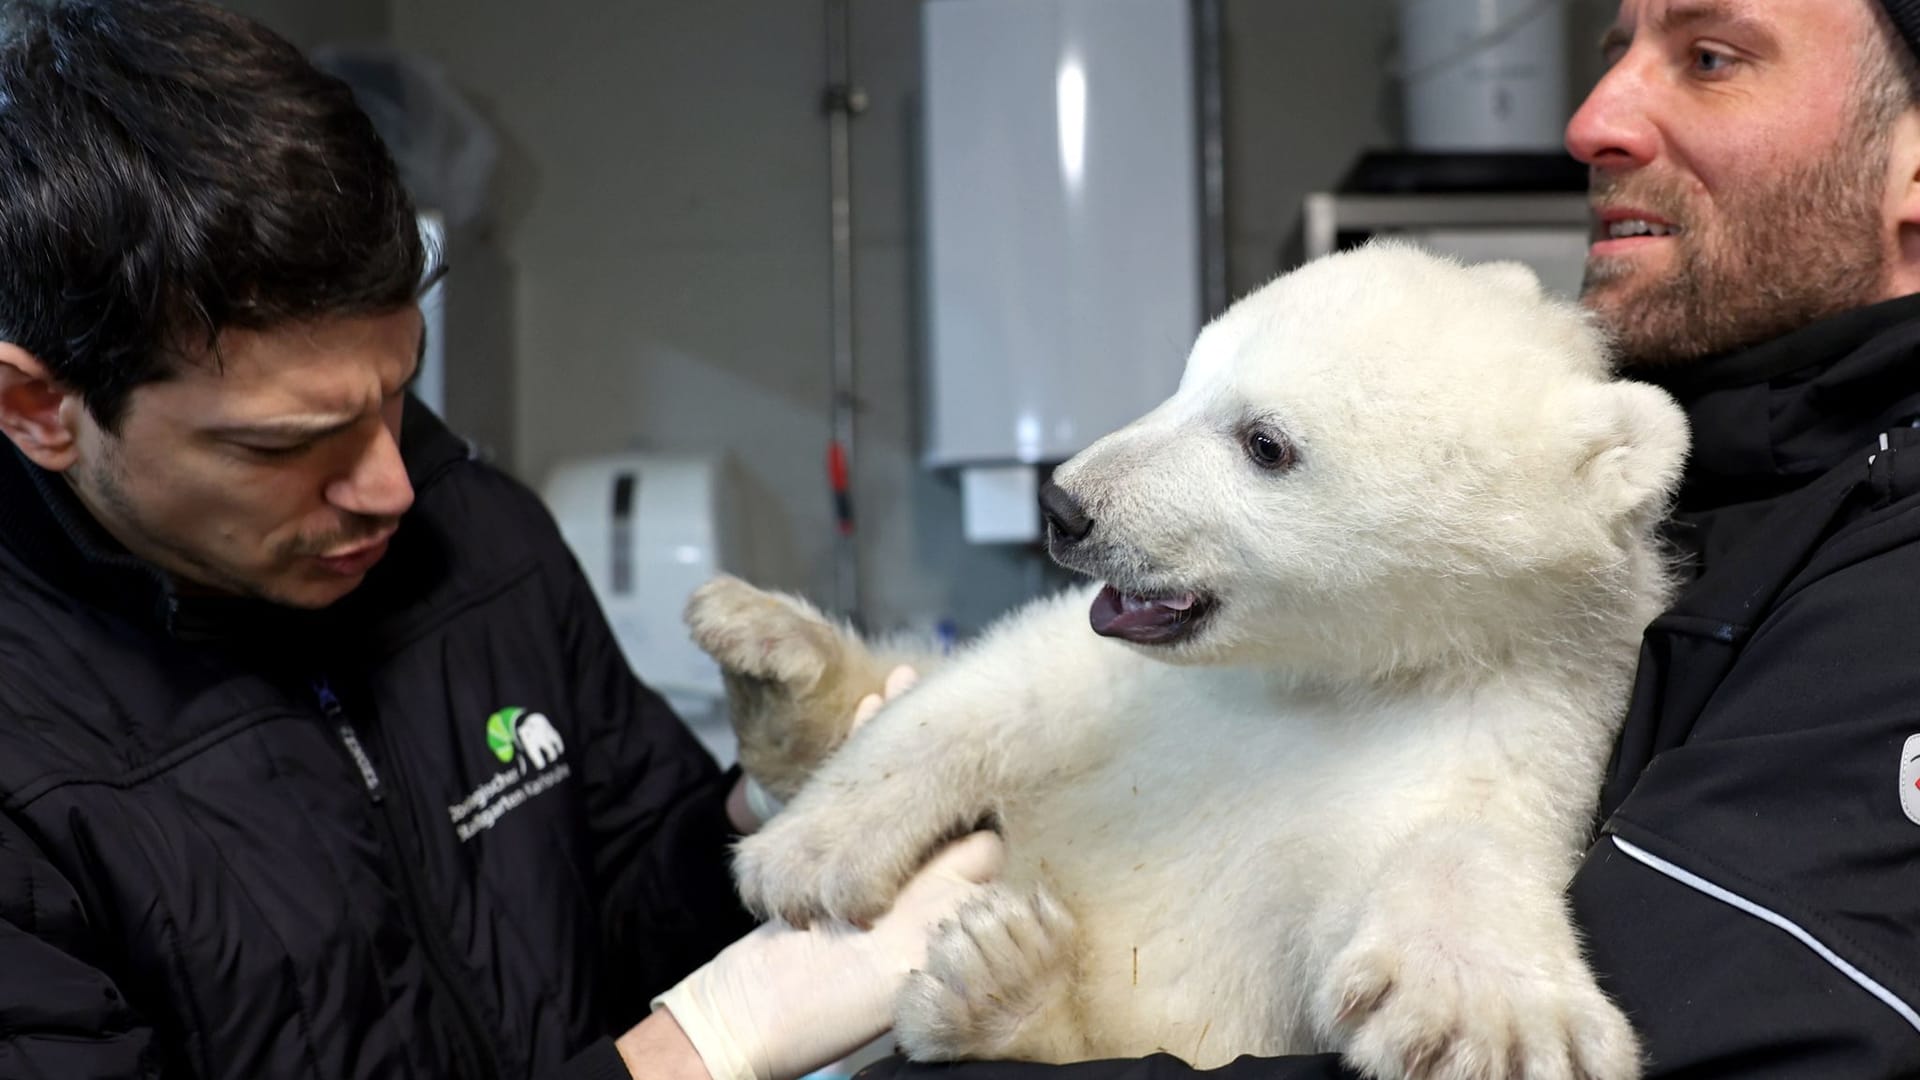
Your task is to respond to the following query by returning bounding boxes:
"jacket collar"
[0,395,472,644]
[1638,293,1920,512]
[0,436,176,626]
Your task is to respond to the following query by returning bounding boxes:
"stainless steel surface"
[921,0,1200,470]
[1302,191,1591,259]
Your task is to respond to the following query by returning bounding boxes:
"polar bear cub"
[692,243,1686,1080]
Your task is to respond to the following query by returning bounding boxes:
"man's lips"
[1590,206,1681,256]
[312,532,395,576]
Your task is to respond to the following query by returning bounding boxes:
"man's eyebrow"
[1656,0,1772,42]
[1601,1,1772,54]
[209,326,428,442]
[206,415,360,443]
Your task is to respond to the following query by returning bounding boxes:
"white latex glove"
[739,664,919,826]
[654,828,1002,1080]
[853,664,922,728]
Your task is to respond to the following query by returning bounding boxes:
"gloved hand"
[851,664,922,728]
[652,828,1002,1080]
[735,664,920,828]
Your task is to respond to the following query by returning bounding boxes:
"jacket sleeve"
[554,545,756,1025]
[0,812,163,1078]
[1566,526,1920,1079]
[547,1037,637,1080]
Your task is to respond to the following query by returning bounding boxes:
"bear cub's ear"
[1473,260,1544,299]
[1568,380,1690,522]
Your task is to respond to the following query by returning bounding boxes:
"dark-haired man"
[0,2,996,1078]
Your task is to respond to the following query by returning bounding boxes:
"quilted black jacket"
[0,397,753,1079]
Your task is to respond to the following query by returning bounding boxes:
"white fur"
[731,243,1686,1080]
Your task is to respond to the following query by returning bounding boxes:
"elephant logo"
[486,707,567,770]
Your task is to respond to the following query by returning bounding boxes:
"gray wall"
[252,0,1618,636]
[389,0,873,619]
[223,0,386,48]
[1223,1,1397,291]
[380,0,1416,635]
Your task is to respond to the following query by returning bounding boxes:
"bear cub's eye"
[1243,425,1296,472]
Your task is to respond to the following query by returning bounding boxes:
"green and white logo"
[450,706,573,843]
[487,707,523,763]
[484,706,566,770]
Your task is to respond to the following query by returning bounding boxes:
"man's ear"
[0,342,82,471]
[1887,107,1920,294]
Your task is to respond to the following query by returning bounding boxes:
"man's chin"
[1582,246,1666,292]
[1581,257,1671,332]
[213,566,372,611]
[1578,273,1631,324]
[277,573,372,609]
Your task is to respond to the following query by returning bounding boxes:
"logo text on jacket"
[449,708,572,842]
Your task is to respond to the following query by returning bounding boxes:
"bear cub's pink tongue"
[1089,584,1201,644]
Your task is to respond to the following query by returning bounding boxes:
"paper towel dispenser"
[542,453,739,762]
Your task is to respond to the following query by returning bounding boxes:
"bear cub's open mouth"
[1089,585,1216,645]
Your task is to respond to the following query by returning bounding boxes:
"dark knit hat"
[1883,0,1920,62]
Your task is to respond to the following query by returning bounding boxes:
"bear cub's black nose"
[1040,482,1094,544]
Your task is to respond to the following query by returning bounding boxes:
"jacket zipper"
[316,679,504,1080]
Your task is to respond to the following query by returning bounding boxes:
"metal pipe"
[823,0,865,624]
[1194,0,1228,320]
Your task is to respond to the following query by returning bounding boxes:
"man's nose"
[1565,54,1659,171]
[326,425,415,520]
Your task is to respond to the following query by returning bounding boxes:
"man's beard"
[1582,127,1892,369]
[73,451,265,599]
[74,449,393,607]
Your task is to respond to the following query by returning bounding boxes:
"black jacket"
[0,398,754,1079]
[862,296,1920,1080]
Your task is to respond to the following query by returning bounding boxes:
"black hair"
[0,0,434,430]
